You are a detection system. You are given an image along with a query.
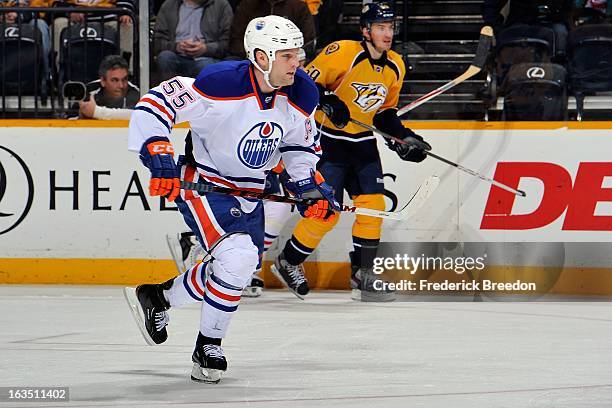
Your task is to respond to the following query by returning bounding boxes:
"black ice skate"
[123,282,171,345]
[242,273,264,298]
[270,252,309,299]
[191,338,228,384]
[350,253,395,302]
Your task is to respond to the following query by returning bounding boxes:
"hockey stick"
[349,118,526,197]
[396,26,494,117]
[180,175,439,220]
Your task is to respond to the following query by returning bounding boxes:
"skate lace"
[203,344,224,359]
[286,263,306,286]
[154,311,169,331]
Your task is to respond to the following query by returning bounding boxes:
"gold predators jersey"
[305,40,405,142]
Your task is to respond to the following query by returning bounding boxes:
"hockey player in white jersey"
[123,16,339,383]
[166,49,309,298]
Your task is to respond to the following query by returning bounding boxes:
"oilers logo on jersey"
[238,122,283,169]
[350,82,388,112]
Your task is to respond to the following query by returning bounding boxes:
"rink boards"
[0,120,611,294]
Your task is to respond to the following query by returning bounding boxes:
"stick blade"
[470,25,494,69]
[399,175,440,220]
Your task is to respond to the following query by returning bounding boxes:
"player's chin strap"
[253,59,280,90]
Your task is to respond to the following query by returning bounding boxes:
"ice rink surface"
[1,285,611,408]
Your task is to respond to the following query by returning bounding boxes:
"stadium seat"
[503,62,567,121]
[567,24,612,120]
[0,24,44,96]
[495,24,556,90]
[59,22,118,84]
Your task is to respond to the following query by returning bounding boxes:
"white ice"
[1,285,612,408]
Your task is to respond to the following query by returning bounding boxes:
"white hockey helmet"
[244,15,304,89]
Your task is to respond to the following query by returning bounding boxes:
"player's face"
[365,22,394,52]
[101,68,129,99]
[269,48,301,87]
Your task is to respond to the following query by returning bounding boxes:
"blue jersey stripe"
[148,90,176,120]
[135,106,172,132]
[279,146,317,154]
[209,273,242,291]
[204,293,239,312]
[183,272,203,301]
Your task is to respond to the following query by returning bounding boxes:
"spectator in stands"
[483,0,574,57]
[0,1,52,87]
[0,3,19,24]
[153,0,233,80]
[576,0,610,14]
[78,55,139,120]
[51,0,136,67]
[303,0,342,47]
[574,0,612,21]
[228,0,315,58]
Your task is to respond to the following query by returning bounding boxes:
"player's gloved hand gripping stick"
[285,170,341,221]
[387,128,430,163]
[140,136,181,201]
[317,84,351,129]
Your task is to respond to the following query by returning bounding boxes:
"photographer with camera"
[75,55,139,120]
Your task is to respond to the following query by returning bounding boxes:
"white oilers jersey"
[128,61,320,211]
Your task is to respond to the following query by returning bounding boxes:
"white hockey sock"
[200,272,242,338]
[263,200,293,251]
[163,262,208,308]
[198,233,258,338]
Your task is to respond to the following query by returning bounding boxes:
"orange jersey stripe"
[139,98,174,123]
[206,280,241,302]
[191,265,205,296]
[191,198,222,248]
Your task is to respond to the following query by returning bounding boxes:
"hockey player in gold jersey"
[271,2,431,302]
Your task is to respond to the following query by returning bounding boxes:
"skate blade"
[351,288,396,303]
[241,286,263,298]
[165,233,186,273]
[270,264,305,300]
[123,287,157,346]
[190,363,223,384]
